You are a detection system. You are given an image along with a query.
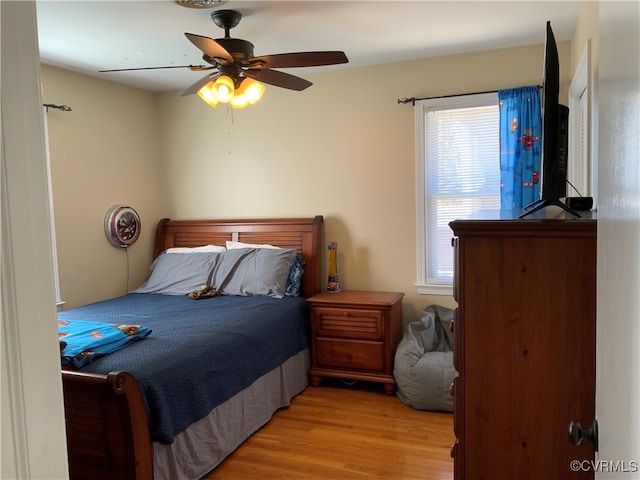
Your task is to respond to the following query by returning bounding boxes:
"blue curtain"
[499,86,542,210]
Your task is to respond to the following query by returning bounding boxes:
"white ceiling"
[36,0,583,94]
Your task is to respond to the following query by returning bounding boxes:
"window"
[415,92,500,295]
[568,40,592,199]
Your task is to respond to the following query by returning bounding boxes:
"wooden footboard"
[62,371,153,480]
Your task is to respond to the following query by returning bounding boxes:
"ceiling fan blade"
[185,33,234,64]
[250,51,348,69]
[181,72,220,96]
[244,68,312,91]
[99,65,214,73]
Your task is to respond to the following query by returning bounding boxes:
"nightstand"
[307,290,404,395]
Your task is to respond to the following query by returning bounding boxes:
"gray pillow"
[132,252,222,295]
[211,248,297,298]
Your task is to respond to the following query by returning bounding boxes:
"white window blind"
[416,93,500,294]
[568,40,592,198]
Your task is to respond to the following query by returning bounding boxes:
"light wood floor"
[203,379,454,480]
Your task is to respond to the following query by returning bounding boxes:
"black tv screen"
[520,21,578,217]
[540,20,569,201]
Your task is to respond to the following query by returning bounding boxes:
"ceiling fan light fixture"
[230,94,250,109]
[197,83,219,107]
[197,77,265,109]
[238,78,265,104]
[212,75,235,102]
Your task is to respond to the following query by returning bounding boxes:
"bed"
[60,216,323,480]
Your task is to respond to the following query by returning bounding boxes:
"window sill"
[415,283,453,296]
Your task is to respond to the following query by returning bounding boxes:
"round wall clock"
[104,205,141,248]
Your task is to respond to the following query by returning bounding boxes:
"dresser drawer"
[315,337,385,371]
[312,307,383,340]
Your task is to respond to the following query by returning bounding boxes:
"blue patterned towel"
[59,319,152,369]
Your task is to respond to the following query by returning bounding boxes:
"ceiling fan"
[100,9,349,107]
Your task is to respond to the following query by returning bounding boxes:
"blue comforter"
[58,293,310,444]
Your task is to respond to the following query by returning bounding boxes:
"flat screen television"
[520,21,579,218]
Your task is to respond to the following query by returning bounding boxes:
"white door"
[595,1,640,479]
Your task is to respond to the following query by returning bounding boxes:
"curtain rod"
[397,85,542,106]
[43,103,72,112]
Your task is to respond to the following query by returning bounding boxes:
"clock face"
[105,205,141,248]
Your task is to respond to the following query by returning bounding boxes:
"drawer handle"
[568,420,598,451]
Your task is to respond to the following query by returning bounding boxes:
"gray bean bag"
[394,305,456,412]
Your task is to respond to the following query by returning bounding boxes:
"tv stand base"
[519,199,581,218]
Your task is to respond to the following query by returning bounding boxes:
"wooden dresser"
[449,216,596,479]
[308,290,404,394]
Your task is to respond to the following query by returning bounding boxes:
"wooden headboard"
[153,216,324,299]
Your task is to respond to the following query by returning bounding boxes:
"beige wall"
[42,40,572,323]
[571,0,599,75]
[41,65,168,308]
[155,41,571,323]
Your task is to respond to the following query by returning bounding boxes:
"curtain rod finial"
[43,103,72,112]
[397,97,416,105]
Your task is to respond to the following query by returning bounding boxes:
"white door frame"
[1,2,69,478]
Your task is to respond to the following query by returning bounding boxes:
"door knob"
[568,419,598,451]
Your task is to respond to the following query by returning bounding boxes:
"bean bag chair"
[394,304,456,412]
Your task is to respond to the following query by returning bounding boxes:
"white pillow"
[225,241,281,250]
[166,244,226,253]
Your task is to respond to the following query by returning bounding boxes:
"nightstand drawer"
[315,337,384,371]
[313,307,382,340]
